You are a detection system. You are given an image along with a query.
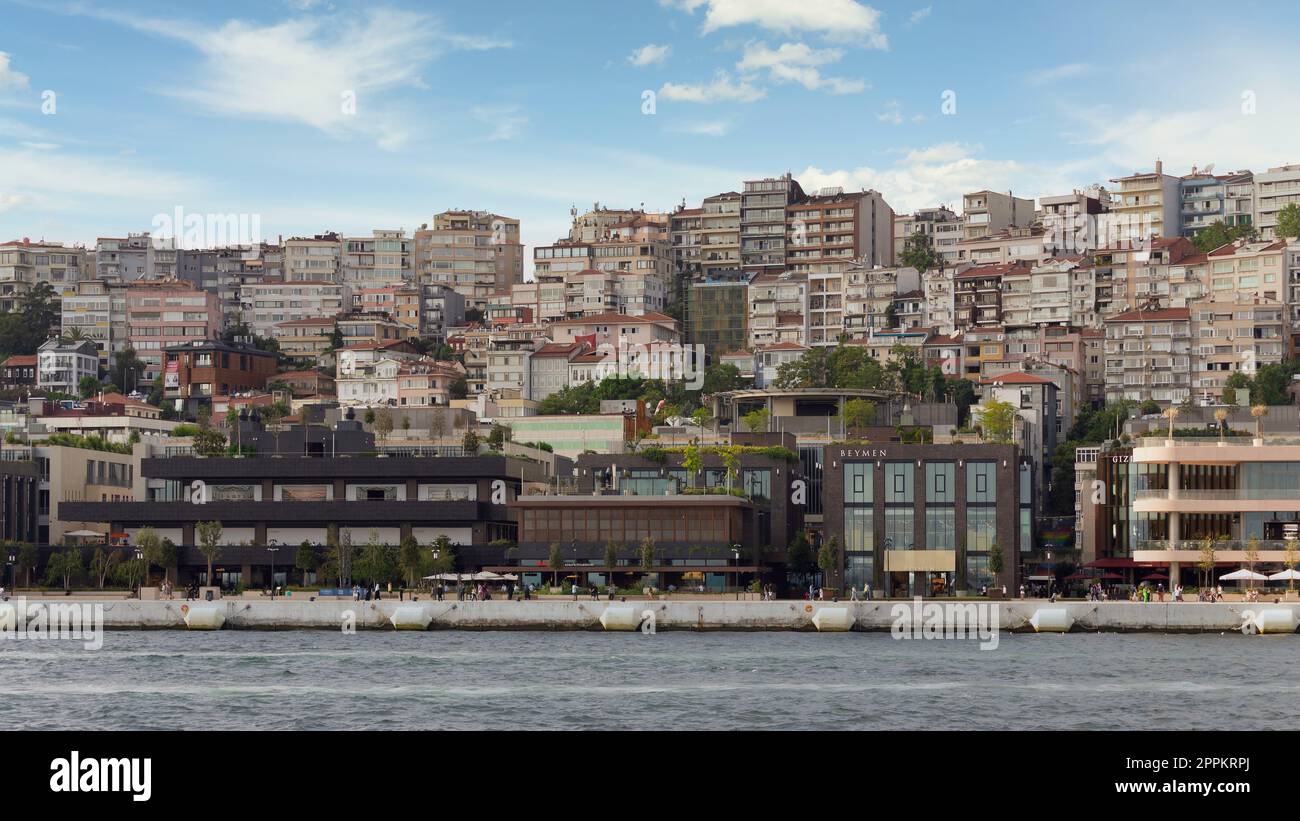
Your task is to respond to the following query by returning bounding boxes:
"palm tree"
[1214,408,1229,444]
[1251,404,1268,441]
[1163,405,1179,440]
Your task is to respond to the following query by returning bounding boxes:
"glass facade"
[845,462,872,503]
[885,508,914,549]
[926,462,954,503]
[885,463,914,503]
[523,506,738,545]
[967,461,997,503]
[925,507,955,550]
[966,507,996,552]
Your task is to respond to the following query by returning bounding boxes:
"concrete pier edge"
[8,599,1299,633]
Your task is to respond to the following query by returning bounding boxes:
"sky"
[2,0,1299,272]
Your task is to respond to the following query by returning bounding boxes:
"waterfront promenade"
[3,595,1297,633]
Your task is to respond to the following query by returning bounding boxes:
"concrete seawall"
[16,598,1300,633]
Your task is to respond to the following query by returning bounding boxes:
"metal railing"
[1134,489,1300,502]
[1136,436,1300,447]
[1137,539,1299,552]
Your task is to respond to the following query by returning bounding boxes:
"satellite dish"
[1202,163,1215,175]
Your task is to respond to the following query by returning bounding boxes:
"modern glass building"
[823,443,1026,596]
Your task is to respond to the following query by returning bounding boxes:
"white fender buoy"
[183,605,225,630]
[811,607,855,632]
[1246,608,1297,635]
[1028,608,1073,633]
[389,606,434,631]
[599,605,639,631]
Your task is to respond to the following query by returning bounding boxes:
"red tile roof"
[980,372,1055,386]
[2,355,37,367]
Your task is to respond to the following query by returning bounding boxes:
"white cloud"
[877,100,903,125]
[0,192,31,213]
[736,41,867,94]
[0,146,198,213]
[19,141,60,151]
[907,6,932,27]
[665,0,888,48]
[659,71,765,103]
[1029,63,1092,85]
[471,105,528,141]
[0,52,31,92]
[76,7,508,151]
[671,120,730,136]
[628,44,672,67]
[795,142,1080,215]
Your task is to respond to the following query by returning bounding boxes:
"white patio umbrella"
[1267,569,1300,581]
[1219,569,1268,581]
[65,529,103,538]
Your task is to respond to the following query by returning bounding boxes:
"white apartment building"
[1102,306,1192,405]
[1254,164,1300,240]
[37,338,100,394]
[747,270,808,348]
[1104,161,1181,244]
[342,230,411,284]
[240,280,349,339]
[961,190,1035,241]
[1189,295,1286,404]
[283,233,342,283]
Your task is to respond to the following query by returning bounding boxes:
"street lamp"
[267,546,280,597]
[731,544,742,600]
[133,548,144,598]
[5,551,15,597]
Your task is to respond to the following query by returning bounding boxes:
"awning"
[1084,558,1141,569]
[1027,575,1053,581]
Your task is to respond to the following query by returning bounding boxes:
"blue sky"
[2,0,1298,267]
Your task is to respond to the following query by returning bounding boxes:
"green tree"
[17,542,39,587]
[89,546,122,590]
[775,346,833,389]
[374,407,394,442]
[701,363,746,394]
[78,375,102,399]
[949,379,977,426]
[977,398,1018,443]
[398,536,427,587]
[603,540,619,589]
[1191,219,1254,253]
[786,531,813,581]
[1276,203,1300,240]
[195,521,224,587]
[294,540,319,587]
[899,230,938,273]
[462,428,480,454]
[840,398,877,431]
[1198,538,1216,589]
[44,547,84,591]
[638,536,656,578]
[987,543,1003,585]
[742,408,771,434]
[681,442,702,488]
[134,527,164,588]
[548,542,564,587]
[690,406,712,437]
[817,536,840,592]
[192,426,228,457]
[17,281,59,343]
[157,538,179,584]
